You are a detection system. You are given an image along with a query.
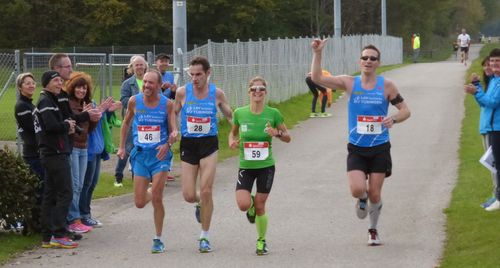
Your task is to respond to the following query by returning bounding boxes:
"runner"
[228,76,291,255]
[174,56,233,252]
[457,28,471,65]
[117,69,177,253]
[310,39,411,245]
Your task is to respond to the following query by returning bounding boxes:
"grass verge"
[439,43,500,268]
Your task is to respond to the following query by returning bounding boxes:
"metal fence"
[0,34,402,143]
[181,35,403,108]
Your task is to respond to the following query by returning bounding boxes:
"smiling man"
[310,40,411,246]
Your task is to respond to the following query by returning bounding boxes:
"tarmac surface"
[6,45,481,268]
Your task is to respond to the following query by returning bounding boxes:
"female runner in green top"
[229,76,291,255]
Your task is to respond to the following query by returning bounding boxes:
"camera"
[75,125,83,135]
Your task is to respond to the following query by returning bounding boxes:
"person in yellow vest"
[413,33,420,63]
[306,70,333,117]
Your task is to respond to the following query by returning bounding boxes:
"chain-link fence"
[0,52,19,142]
[181,35,403,108]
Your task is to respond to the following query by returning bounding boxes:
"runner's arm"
[383,80,410,128]
[216,88,233,123]
[311,38,351,91]
[174,86,185,116]
[275,123,291,143]
[117,96,136,159]
[228,123,240,149]
[167,100,178,145]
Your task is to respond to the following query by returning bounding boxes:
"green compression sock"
[255,214,268,240]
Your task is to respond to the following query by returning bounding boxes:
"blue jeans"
[80,154,101,219]
[68,148,88,222]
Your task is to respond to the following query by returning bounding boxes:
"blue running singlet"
[180,83,218,138]
[132,93,169,149]
[348,76,389,147]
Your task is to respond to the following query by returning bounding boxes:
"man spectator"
[34,71,78,249]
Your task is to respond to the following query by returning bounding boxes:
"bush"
[0,146,39,234]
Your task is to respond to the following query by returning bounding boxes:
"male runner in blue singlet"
[311,40,411,245]
[174,56,233,252]
[117,69,177,253]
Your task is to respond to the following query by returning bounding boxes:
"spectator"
[114,55,148,187]
[34,71,78,249]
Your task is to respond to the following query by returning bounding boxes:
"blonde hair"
[248,76,267,88]
[127,55,147,75]
[16,72,34,90]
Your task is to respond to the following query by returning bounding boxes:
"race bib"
[244,142,269,161]
[187,116,211,134]
[357,115,383,134]
[138,125,160,143]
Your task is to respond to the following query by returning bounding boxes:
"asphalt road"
[6,45,481,268]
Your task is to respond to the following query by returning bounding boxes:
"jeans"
[115,131,133,183]
[24,156,45,204]
[68,148,88,223]
[80,154,101,218]
[41,154,72,241]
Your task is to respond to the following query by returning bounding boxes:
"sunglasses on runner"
[249,86,266,92]
[360,56,379,61]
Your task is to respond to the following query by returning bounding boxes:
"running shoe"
[367,229,381,246]
[81,217,103,228]
[41,241,52,248]
[256,239,269,255]
[68,220,92,234]
[50,237,79,249]
[485,200,500,211]
[481,196,496,208]
[309,112,319,118]
[356,198,368,219]
[195,203,201,223]
[151,239,165,253]
[199,238,212,253]
[319,112,332,117]
[114,182,124,187]
[246,195,256,224]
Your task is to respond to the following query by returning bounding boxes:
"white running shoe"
[356,199,368,219]
[485,200,500,211]
[368,229,381,246]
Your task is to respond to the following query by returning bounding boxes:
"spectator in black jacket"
[33,70,78,249]
[14,73,43,179]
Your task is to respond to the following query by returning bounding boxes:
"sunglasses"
[360,56,379,61]
[249,85,266,92]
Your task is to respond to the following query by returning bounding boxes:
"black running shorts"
[460,46,469,53]
[347,142,392,177]
[180,136,219,165]
[236,166,275,194]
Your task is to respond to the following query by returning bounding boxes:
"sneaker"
[50,236,79,249]
[114,182,124,187]
[309,112,319,118]
[256,239,269,255]
[151,239,165,253]
[166,175,175,181]
[481,196,496,208]
[356,198,368,219]
[41,241,52,248]
[246,195,256,224]
[368,229,381,246]
[65,231,83,241]
[81,217,103,228]
[199,238,212,253]
[319,112,331,117]
[68,220,92,234]
[195,203,201,223]
[485,200,500,211]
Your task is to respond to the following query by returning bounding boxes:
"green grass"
[439,43,500,268]
[92,172,134,199]
[0,233,40,265]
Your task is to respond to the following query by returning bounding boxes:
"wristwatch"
[391,117,397,124]
[275,130,283,138]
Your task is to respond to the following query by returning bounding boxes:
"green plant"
[0,146,39,234]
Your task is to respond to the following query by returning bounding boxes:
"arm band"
[390,94,404,106]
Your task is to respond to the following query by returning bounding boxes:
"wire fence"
[181,35,403,108]
[0,34,402,143]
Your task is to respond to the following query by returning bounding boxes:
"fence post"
[108,54,113,98]
[146,51,154,66]
[14,50,22,155]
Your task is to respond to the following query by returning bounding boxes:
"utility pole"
[334,0,341,37]
[173,0,187,84]
[381,0,387,36]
